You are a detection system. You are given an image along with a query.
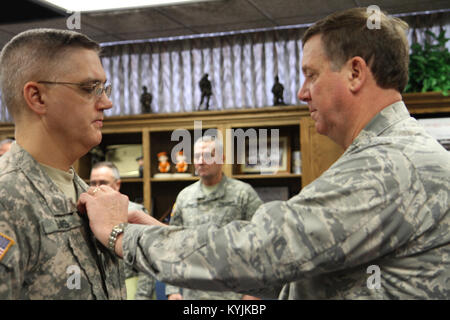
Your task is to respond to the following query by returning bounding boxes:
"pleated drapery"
[99,29,305,117]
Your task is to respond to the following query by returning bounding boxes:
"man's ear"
[115,179,122,192]
[23,81,47,115]
[347,56,367,93]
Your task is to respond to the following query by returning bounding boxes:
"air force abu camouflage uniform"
[123,101,450,299]
[0,144,126,299]
[123,202,156,300]
[163,175,263,299]
[123,201,149,283]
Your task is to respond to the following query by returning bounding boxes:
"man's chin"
[314,122,327,136]
[197,171,212,179]
[85,132,103,151]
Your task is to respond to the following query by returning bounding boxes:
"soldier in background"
[90,161,147,212]
[89,161,155,300]
[0,29,125,299]
[165,136,262,300]
[80,8,450,299]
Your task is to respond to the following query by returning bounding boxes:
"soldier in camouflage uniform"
[90,162,155,300]
[165,136,263,300]
[81,8,450,299]
[0,29,126,299]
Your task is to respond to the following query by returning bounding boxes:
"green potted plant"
[405,29,450,96]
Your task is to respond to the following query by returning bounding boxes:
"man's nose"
[96,93,113,111]
[297,83,310,102]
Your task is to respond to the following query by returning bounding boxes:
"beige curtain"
[100,28,305,117]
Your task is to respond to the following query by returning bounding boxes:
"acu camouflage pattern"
[123,102,450,299]
[0,143,127,299]
[123,202,149,278]
[165,175,263,300]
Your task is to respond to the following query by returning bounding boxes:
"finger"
[77,192,93,214]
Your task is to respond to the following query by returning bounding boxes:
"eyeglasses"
[38,80,112,98]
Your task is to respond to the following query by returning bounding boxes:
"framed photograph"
[239,136,290,174]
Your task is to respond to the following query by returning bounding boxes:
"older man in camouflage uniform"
[165,136,263,300]
[90,161,155,300]
[0,29,126,299]
[81,8,450,299]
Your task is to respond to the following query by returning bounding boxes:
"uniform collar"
[196,174,228,201]
[8,143,87,215]
[349,101,410,149]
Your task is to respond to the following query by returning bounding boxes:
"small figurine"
[198,73,212,110]
[140,86,153,113]
[175,151,188,173]
[271,75,285,106]
[157,151,170,173]
[136,156,144,177]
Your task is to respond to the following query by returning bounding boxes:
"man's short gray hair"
[194,135,223,155]
[0,28,100,120]
[91,161,121,180]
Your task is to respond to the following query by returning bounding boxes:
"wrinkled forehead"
[91,166,115,179]
[302,35,327,66]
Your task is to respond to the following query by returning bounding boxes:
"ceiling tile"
[0,0,448,49]
[82,8,183,34]
[192,20,277,34]
[252,0,356,19]
[158,0,268,28]
[357,0,450,14]
[112,28,198,42]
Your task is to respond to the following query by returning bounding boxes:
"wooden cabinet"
[1,93,448,220]
[82,105,319,220]
[300,117,344,186]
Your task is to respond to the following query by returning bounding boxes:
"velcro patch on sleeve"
[0,232,15,261]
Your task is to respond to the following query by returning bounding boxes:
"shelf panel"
[151,176,200,182]
[120,178,143,183]
[232,173,301,179]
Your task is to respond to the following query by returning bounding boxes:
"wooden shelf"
[120,177,143,183]
[83,177,143,184]
[402,92,450,114]
[151,176,199,182]
[232,173,302,179]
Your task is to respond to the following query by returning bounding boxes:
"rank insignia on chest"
[0,232,15,261]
